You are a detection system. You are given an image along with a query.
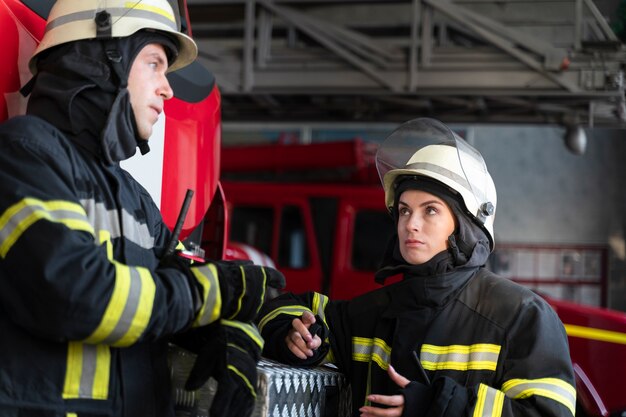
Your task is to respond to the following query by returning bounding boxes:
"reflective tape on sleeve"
[191,263,222,327]
[472,384,505,417]
[0,198,94,258]
[502,378,576,416]
[84,263,156,347]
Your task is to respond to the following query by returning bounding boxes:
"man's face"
[127,43,173,140]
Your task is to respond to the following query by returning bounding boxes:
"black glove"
[160,254,286,325]
[214,260,286,322]
[184,320,263,417]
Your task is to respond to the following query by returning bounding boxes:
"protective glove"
[213,260,286,322]
[183,320,263,417]
[160,255,286,325]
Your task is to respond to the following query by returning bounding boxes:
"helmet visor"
[376,118,491,219]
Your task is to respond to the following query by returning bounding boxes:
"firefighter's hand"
[184,320,262,417]
[213,260,286,322]
[359,365,409,417]
[162,257,286,327]
[286,311,323,359]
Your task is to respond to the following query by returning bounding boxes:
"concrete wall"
[471,125,626,310]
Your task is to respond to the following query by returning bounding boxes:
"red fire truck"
[0,0,234,260]
[221,139,626,417]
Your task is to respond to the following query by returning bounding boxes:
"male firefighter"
[0,1,283,416]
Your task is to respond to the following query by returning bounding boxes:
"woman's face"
[397,189,456,265]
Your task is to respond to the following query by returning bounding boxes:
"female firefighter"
[257,118,576,417]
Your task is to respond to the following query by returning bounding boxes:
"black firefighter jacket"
[258,259,576,417]
[0,116,202,417]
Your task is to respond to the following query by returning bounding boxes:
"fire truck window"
[230,206,273,255]
[352,210,394,271]
[279,206,309,269]
[310,198,338,292]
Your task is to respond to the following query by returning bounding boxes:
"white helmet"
[376,118,497,250]
[29,0,198,73]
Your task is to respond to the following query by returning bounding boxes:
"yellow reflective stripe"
[67,414,78,417]
[312,292,331,344]
[502,378,576,416]
[226,265,269,320]
[473,384,505,417]
[63,342,83,399]
[99,230,113,259]
[257,305,313,332]
[0,198,94,258]
[125,1,175,22]
[192,264,222,327]
[114,267,155,346]
[312,292,329,321]
[63,342,111,400]
[255,267,268,317]
[565,324,626,345]
[352,337,392,371]
[227,364,257,398]
[222,319,264,349]
[228,265,247,319]
[84,262,156,346]
[421,344,501,371]
[92,344,111,399]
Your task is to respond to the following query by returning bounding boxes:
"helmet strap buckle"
[95,10,112,38]
[476,202,495,224]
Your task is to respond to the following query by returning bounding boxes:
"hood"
[375,176,491,283]
[26,31,177,164]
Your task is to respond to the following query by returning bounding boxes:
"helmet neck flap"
[27,31,177,164]
[374,176,491,284]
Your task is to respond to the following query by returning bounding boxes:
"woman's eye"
[425,206,438,215]
[399,207,410,216]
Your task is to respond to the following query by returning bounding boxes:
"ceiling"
[186,0,626,127]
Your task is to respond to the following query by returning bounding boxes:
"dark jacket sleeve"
[256,291,338,366]
[0,117,208,346]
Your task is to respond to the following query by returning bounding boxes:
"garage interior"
[186,0,626,311]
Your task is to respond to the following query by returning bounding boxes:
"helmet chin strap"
[138,140,151,155]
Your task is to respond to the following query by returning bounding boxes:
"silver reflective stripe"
[194,264,221,326]
[101,267,143,344]
[473,384,505,417]
[46,7,176,33]
[420,344,500,371]
[404,161,488,203]
[420,351,499,368]
[0,206,86,245]
[79,344,97,398]
[0,199,94,258]
[313,292,328,318]
[502,378,576,416]
[352,337,392,370]
[81,199,155,249]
